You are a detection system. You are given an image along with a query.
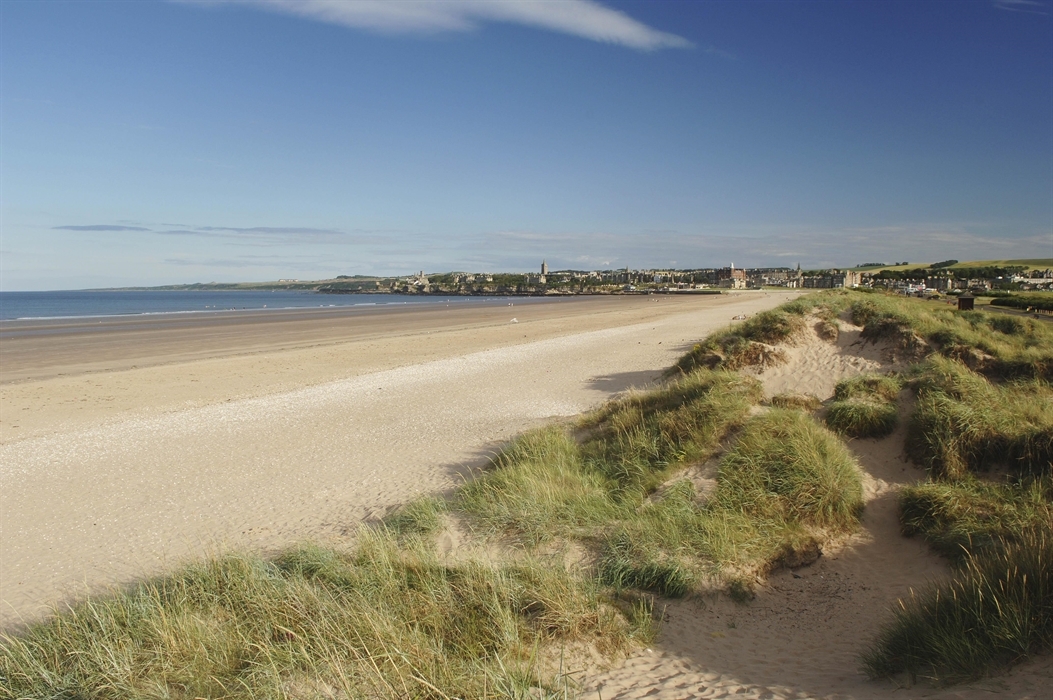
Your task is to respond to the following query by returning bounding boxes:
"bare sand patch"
[748,313,895,401]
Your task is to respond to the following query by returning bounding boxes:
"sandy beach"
[0,292,792,628]
[3,291,1051,699]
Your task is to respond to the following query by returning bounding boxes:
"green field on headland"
[3,289,1051,697]
[849,258,1053,274]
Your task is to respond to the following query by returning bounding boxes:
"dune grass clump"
[827,401,898,439]
[906,357,1053,478]
[900,476,1053,561]
[713,409,865,533]
[669,309,807,374]
[825,374,902,439]
[598,410,864,597]
[0,533,644,699]
[457,426,627,546]
[668,291,857,376]
[579,370,762,494]
[862,528,1053,684]
[771,393,822,411]
[382,496,447,539]
[815,318,840,341]
[834,374,902,403]
[458,370,759,547]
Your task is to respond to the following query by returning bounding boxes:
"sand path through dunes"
[1,293,792,628]
[584,321,1053,699]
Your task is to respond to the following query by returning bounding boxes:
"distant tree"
[930,260,959,269]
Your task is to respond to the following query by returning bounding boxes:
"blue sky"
[2,0,1051,290]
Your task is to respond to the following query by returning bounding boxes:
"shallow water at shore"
[0,289,539,321]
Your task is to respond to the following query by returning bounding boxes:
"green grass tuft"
[597,410,864,593]
[833,374,902,403]
[713,410,865,532]
[457,427,627,546]
[382,496,447,539]
[906,357,1053,478]
[771,393,822,411]
[579,370,762,494]
[899,477,1053,562]
[669,310,807,375]
[826,400,898,439]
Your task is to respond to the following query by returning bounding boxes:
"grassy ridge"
[458,370,760,545]
[855,293,1053,683]
[990,292,1053,312]
[669,293,852,375]
[906,357,1053,479]
[900,477,1053,561]
[0,533,647,699]
[461,372,863,599]
[850,295,1053,379]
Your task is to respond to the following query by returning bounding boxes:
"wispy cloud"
[54,224,151,232]
[993,0,1050,15]
[185,0,692,50]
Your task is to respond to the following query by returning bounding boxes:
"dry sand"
[0,292,791,628]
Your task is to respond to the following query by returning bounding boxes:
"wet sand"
[0,291,795,627]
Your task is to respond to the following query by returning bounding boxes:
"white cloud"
[186,0,692,50]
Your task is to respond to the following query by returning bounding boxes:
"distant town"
[306,259,1053,297]
[139,258,1053,298]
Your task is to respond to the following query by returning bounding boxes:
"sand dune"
[583,314,1053,699]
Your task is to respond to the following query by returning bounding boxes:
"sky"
[1,0,1051,290]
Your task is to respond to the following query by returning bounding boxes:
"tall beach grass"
[863,528,1053,683]
[0,533,647,699]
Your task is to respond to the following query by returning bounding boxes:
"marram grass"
[862,528,1053,684]
[826,399,898,439]
[906,357,1053,478]
[598,409,865,598]
[770,393,822,411]
[0,533,647,700]
[900,476,1053,561]
[850,293,1053,380]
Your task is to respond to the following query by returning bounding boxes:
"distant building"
[802,269,861,289]
[716,264,747,282]
[541,260,548,275]
[719,277,747,289]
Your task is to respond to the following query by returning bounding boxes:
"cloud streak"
[54,224,151,232]
[993,0,1050,14]
[186,0,692,50]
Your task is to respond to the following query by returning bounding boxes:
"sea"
[0,290,539,322]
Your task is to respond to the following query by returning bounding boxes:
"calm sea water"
[0,290,526,322]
